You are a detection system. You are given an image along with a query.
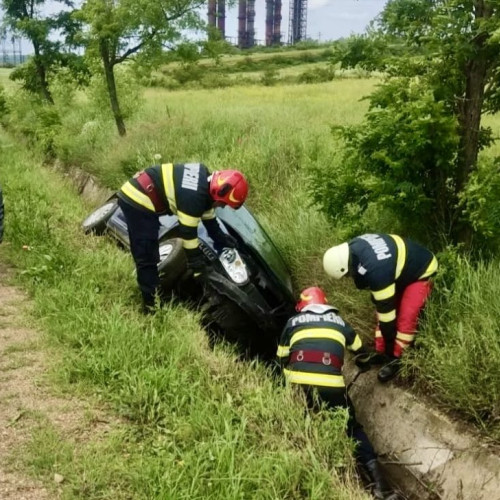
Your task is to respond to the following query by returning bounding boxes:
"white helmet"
[323,243,350,279]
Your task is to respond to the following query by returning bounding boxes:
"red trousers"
[375,280,433,358]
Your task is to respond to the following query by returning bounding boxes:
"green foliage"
[171,62,204,85]
[312,0,500,249]
[3,90,62,157]
[0,84,7,119]
[260,68,279,86]
[199,71,233,89]
[332,34,393,72]
[74,0,205,134]
[298,66,335,84]
[201,28,237,63]
[461,157,500,246]
[1,0,83,102]
[10,59,48,95]
[310,77,459,242]
[87,69,143,121]
[10,54,90,97]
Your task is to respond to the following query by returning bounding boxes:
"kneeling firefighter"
[277,287,398,500]
[117,163,248,312]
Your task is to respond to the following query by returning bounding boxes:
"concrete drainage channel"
[70,167,500,500]
[345,365,500,500]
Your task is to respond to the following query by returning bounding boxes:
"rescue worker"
[117,163,248,312]
[277,287,397,500]
[0,183,4,244]
[323,234,438,382]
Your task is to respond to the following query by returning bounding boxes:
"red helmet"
[296,286,328,312]
[209,170,248,209]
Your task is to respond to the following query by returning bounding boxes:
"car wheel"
[201,293,277,360]
[82,198,118,235]
[158,239,187,293]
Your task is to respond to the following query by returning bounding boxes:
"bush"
[260,68,279,86]
[0,84,8,122]
[298,66,335,84]
[171,63,205,85]
[200,72,233,89]
[461,156,500,250]
[4,90,61,157]
[309,77,459,245]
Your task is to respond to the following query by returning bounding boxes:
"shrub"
[0,84,7,122]
[309,77,459,245]
[298,66,335,84]
[260,68,279,86]
[200,72,233,89]
[461,156,500,250]
[4,90,61,158]
[171,63,204,85]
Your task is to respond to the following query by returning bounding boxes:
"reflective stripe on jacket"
[277,306,363,389]
[118,163,216,258]
[349,233,438,342]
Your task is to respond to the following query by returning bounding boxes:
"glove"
[187,251,207,278]
[214,232,238,253]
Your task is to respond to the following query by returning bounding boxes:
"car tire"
[82,198,118,235]
[158,238,188,293]
[201,293,277,359]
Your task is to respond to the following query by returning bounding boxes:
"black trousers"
[303,385,377,466]
[119,199,160,308]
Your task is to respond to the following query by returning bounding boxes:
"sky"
[3,0,388,55]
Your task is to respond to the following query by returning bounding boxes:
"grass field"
[1,51,500,497]
[0,123,369,498]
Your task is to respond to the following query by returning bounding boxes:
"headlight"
[219,248,249,284]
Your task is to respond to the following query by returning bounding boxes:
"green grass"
[3,55,500,447]
[0,127,368,498]
[407,256,500,437]
[0,67,17,90]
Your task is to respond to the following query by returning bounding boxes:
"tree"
[1,0,80,103]
[312,0,500,249]
[75,0,205,136]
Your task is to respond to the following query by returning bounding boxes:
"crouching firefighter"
[323,234,438,382]
[117,163,249,313]
[277,287,398,500]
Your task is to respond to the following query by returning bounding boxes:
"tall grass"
[408,256,500,438]
[0,130,369,498]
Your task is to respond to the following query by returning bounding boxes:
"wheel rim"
[159,243,174,262]
[83,202,116,227]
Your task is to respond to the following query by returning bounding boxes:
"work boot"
[377,357,402,383]
[364,459,395,500]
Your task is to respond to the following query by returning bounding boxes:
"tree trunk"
[32,42,54,104]
[99,39,126,137]
[455,0,491,247]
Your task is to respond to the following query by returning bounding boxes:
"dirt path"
[0,264,111,499]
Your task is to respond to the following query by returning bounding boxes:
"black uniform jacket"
[277,305,363,389]
[118,163,225,260]
[349,233,438,341]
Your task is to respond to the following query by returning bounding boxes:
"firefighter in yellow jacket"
[117,163,248,312]
[323,234,438,382]
[277,287,398,500]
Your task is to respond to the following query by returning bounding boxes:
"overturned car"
[82,197,295,358]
